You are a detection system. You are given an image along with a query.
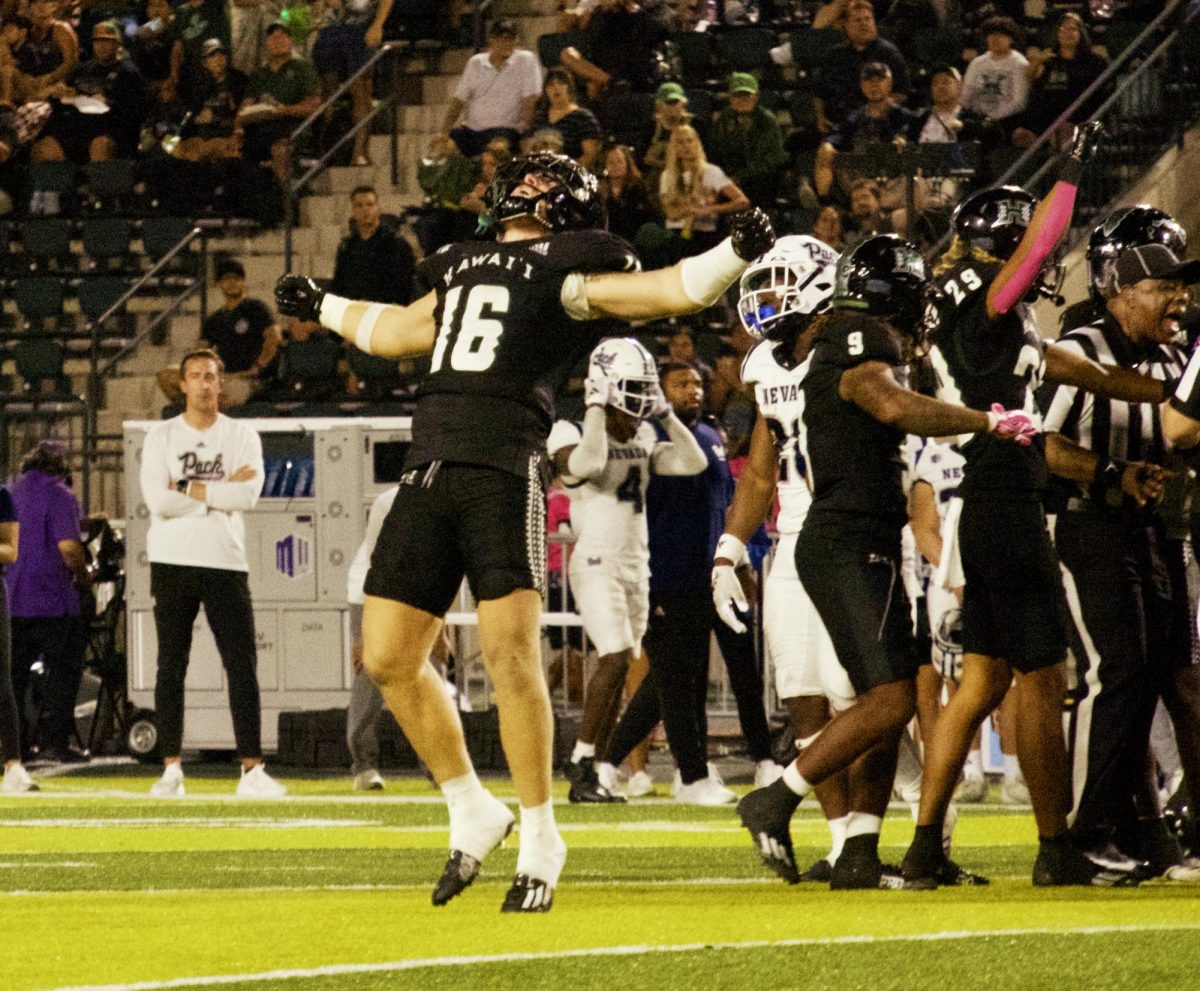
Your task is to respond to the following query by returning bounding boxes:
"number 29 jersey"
[925,258,1047,497]
[546,419,658,581]
[741,338,812,536]
[407,230,639,479]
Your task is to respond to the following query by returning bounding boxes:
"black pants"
[10,613,86,755]
[1057,512,1189,844]
[151,563,262,760]
[604,588,773,782]
[0,582,19,764]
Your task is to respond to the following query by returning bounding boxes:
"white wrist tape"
[714,532,748,565]
[680,238,748,307]
[353,303,388,355]
[318,293,351,332]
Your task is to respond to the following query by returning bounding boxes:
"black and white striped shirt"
[1041,314,1186,483]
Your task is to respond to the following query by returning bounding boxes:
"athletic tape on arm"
[681,238,748,307]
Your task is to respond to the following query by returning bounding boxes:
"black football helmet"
[483,152,606,235]
[952,185,1037,259]
[1087,205,1189,301]
[833,234,928,337]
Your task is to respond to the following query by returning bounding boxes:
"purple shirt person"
[5,467,83,618]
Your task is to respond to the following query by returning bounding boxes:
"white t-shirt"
[546,419,660,581]
[346,486,398,605]
[140,414,264,572]
[660,162,733,233]
[740,339,812,536]
[455,48,543,132]
[961,50,1030,121]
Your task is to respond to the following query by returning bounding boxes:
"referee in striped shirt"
[1041,238,1200,876]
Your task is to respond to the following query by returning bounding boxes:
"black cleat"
[798,858,833,883]
[1033,844,1141,887]
[935,858,990,886]
[565,757,626,804]
[903,853,989,889]
[500,873,555,913]
[830,850,883,890]
[737,788,800,884]
[433,850,484,906]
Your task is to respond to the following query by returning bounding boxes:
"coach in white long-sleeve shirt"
[139,348,285,799]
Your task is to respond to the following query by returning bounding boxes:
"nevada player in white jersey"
[711,235,857,882]
[549,338,707,802]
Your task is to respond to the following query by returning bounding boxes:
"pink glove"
[986,403,1036,446]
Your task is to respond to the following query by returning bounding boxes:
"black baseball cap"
[860,61,892,81]
[215,259,246,280]
[1113,244,1200,290]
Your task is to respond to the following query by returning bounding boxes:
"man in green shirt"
[707,73,787,210]
[237,21,320,190]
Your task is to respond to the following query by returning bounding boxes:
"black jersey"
[925,258,1047,497]
[800,312,908,539]
[406,230,639,478]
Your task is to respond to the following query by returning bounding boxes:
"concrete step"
[104,373,161,419]
[121,340,171,376]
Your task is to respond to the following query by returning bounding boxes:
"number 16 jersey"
[407,230,639,479]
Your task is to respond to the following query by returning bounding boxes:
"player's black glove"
[1068,121,1103,163]
[729,208,775,262]
[275,275,325,322]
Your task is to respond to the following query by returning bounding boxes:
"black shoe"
[935,857,990,886]
[1081,842,1155,882]
[830,849,883,890]
[798,858,833,883]
[40,746,90,765]
[565,757,626,804]
[1033,844,1141,887]
[432,850,485,906]
[500,873,554,913]
[737,787,800,884]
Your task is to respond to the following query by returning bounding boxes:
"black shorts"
[958,497,1068,671]
[795,529,918,694]
[364,462,547,616]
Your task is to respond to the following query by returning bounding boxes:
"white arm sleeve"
[651,411,708,476]
[565,406,610,480]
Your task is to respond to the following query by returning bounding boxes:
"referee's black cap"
[1113,244,1200,291]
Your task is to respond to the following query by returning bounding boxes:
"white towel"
[935,496,965,591]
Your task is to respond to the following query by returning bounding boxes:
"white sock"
[516,801,566,884]
[845,812,883,839]
[440,770,487,808]
[796,730,822,750]
[1003,754,1021,783]
[570,741,595,763]
[909,801,920,823]
[782,761,810,797]
[826,814,849,865]
[963,749,984,780]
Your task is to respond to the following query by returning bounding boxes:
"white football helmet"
[932,607,964,684]
[737,234,839,340]
[587,337,659,420]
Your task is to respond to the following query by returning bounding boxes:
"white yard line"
[41,923,1200,991]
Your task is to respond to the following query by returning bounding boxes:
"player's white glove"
[584,372,612,408]
[711,533,749,633]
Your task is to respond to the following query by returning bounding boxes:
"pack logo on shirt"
[179,451,224,479]
[276,533,311,579]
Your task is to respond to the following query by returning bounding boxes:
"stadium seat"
[77,277,129,328]
[684,88,715,131]
[27,161,78,216]
[140,216,196,261]
[12,276,66,329]
[81,218,133,272]
[275,333,345,398]
[20,218,73,272]
[716,27,778,74]
[537,31,583,70]
[14,335,72,396]
[669,31,719,88]
[83,160,137,214]
[788,27,841,81]
[908,27,964,72]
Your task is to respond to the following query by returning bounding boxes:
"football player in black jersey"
[902,126,1169,888]
[275,152,775,912]
[736,234,1036,889]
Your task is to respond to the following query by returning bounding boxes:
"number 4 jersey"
[407,230,639,478]
[546,419,658,581]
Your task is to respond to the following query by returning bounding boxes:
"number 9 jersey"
[924,258,1048,496]
[407,230,640,478]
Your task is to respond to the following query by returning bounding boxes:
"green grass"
[3,766,1199,991]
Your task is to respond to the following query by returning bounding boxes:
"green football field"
[3,765,1199,991]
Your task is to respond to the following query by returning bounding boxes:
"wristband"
[714,532,747,565]
[1094,458,1125,489]
[318,293,351,333]
[680,238,748,307]
[1059,156,1083,187]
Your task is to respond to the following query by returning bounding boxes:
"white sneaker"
[1,763,38,794]
[754,760,783,789]
[1164,856,1200,881]
[236,764,288,798]
[675,775,737,806]
[353,769,385,791]
[1001,778,1031,805]
[627,770,655,797]
[954,775,989,804]
[671,769,682,797]
[595,761,622,795]
[150,763,185,798]
[707,762,725,786]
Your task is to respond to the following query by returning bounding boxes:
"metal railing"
[924,1,1195,261]
[282,40,407,271]
[82,227,209,512]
